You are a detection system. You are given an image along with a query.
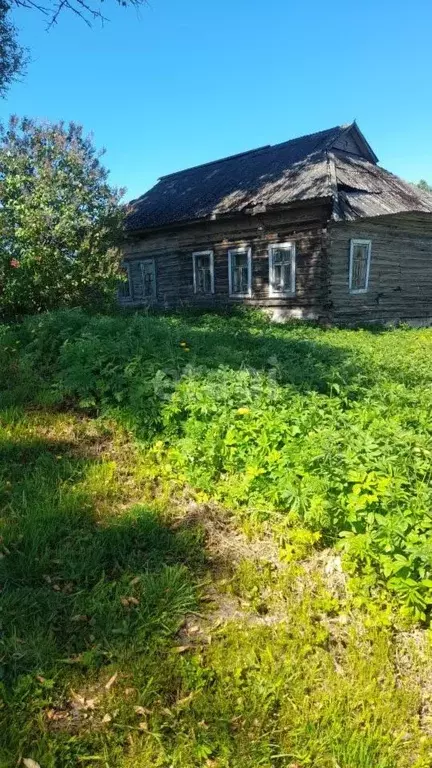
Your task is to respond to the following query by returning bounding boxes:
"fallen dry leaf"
[70,691,98,710]
[121,595,140,607]
[71,691,85,706]
[46,708,67,722]
[22,759,41,768]
[128,596,140,606]
[102,713,112,724]
[134,705,151,716]
[175,693,195,708]
[105,672,118,691]
[173,645,190,654]
[138,720,148,731]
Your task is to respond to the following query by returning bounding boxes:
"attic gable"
[329,123,379,164]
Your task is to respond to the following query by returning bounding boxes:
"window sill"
[269,291,296,298]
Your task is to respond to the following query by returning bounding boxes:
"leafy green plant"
[4,309,432,618]
[0,117,124,318]
[2,330,432,766]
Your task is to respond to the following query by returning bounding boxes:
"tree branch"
[11,0,146,27]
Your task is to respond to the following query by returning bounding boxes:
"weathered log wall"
[120,204,331,319]
[328,213,432,323]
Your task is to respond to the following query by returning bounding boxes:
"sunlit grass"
[2,310,432,766]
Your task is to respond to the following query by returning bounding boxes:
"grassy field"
[2,309,432,767]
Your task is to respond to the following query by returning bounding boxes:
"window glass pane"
[141,261,155,298]
[231,252,249,294]
[118,265,131,299]
[271,246,293,293]
[195,253,212,294]
[352,244,369,290]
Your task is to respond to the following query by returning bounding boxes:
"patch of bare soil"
[44,673,124,733]
[172,499,352,653]
[395,630,432,735]
[171,499,282,569]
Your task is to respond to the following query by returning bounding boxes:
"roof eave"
[125,196,334,237]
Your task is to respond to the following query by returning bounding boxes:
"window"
[228,247,252,297]
[140,259,157,299]
[118,263,132,300]
[349,239,371,293]
[269,242,296,296]
[193,250,214,294]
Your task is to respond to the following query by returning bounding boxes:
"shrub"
[0,117,124,318]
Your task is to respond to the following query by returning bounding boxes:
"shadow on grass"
[0,428,205,690]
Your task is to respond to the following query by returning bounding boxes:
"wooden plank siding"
[328,213,432,323]
[121,203,331,319]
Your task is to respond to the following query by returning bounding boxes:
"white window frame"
[192,250,215,295]
[228,246,252,298]
[119,261,132,301]
[139,258,157,300]
[268,242,296,297]
[349,239,372,294]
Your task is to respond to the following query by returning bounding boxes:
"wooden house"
[122,123,432,324]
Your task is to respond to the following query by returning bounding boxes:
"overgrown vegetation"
[2,309,432,766]
[0,117,124,318]
[4,308,432,620]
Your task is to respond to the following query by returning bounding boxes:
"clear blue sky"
[1,0,432,201]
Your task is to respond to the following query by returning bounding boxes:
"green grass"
[2,309,432,766]
[4,308,432,617]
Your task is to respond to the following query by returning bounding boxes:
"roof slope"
[334,155,432,220]
[126,124,432,231]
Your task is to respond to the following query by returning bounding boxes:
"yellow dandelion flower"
[236,407,250,415]
[180,341,187,347]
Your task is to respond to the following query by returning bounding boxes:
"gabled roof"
[333,154,432,220]
[126,123,432,231]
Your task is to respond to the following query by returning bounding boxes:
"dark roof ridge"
[160,144,271,181]
[159,123,350,182]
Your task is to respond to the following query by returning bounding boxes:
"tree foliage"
[0,116,125,316]
[0,0,147,98]
[0,1,26,97]
[417,179,432,193]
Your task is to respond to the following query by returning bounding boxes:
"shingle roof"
[334,155,432,220]
[126,124,432,231]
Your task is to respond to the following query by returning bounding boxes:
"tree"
[0,1,26,97]
[0,0,147,98]
[0,116,125,316]
[417,179,432,193]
